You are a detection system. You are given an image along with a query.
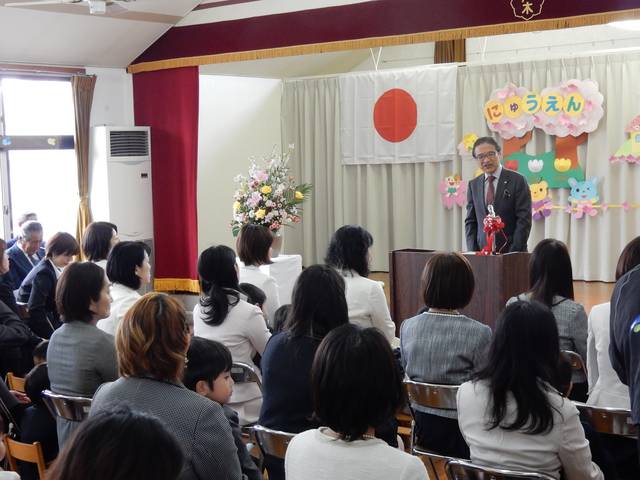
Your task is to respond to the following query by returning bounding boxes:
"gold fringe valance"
[154,278,201,294]
[128,9,640,74]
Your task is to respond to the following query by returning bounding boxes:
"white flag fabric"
[340,65,457,164]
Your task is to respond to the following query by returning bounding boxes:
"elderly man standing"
[7,221,44,290]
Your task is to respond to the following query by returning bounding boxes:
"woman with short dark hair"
[508,238,588,400]
[47,261,116,447]
[285,324,427,480]
[587,236,640,408]
[97,241,150,336]
[325,225,396,343]
[82,221,118,268]
[400,251,490,458]
[47,405,184,480]
[18,232,80,338]
[259,265,349,480]
[193,245,270,425]
[90,293,242,480]
[457,301,603,480]
[237,224,281,326]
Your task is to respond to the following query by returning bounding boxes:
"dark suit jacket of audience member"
[224,404,262,480]
[0,300,39,377]
[7,244,43,291]
[464,168,532,252]
[19,403,58,480]
[91,377,242,480]
[18,259,60,339]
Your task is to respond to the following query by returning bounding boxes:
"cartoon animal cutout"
[438,175,467,209]
[568,177,599,218]
[529,180,552,220]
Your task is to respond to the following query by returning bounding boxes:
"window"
[0,77,78,240]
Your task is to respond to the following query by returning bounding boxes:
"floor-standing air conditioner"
[90,126,154,292]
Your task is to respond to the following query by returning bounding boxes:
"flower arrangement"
[231,146,312,237]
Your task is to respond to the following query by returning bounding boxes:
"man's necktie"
[486,175,495,206]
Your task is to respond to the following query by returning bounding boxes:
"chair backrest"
[574,402,638,439]
[252,424,296,460]
[42,390,92,422]
[404,380,459,411]
[6,373,25,393]
[3,436,47,479]
[561,350,587,377]
[446,459,556,480]
[231,362,262,391]
[413,446,456,480]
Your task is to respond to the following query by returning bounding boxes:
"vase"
[271,233,283,258]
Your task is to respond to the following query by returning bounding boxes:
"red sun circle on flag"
[373,88,418,143]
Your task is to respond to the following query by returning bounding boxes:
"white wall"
[197,75,282,253]
[86,67,134,127]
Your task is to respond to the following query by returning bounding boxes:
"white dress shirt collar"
[484,164,503,182]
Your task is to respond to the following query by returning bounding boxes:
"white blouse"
[97,283,141,336]
[586,302,630,408]
[285,428,427,480]
[238,264,281,327]
[193,297,271,405]
[342,270,396,344]
[457,380,603,480]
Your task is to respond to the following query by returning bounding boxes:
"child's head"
[25,363,50,407]
[239,283,266,310]
[183,337,234,404]
[272,304,291,334]
[33,339,49,365]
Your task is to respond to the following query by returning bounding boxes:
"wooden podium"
[389,249,530,332]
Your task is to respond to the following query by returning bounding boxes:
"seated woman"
[19,232,80,339]
[47,405,184,480]
[400,251,490,458]
[587,236,640,409]
[47,262,117,447]
[90,293,242,480]
[507,239,589,401]
[457,301,603,480]
[237,224,281,326]
[97,241,151,336]
[325,225,396,344]
[0,238,18,314]
[259,265,349,480]
[82,221,118,270]
[285,324,428,480]
[193,245,271,425]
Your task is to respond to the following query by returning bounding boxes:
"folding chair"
[413,447,456,480]
[231,362,262,392]
[42,390,91,422]
[3,436,47,479]
[446,459,556,480]
[251,424,296,461]
[561,350,587,378]
[574,403,638,439]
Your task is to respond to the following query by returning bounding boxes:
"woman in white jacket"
[237,224,280,327]
[457,300,603,480]
[325,225,396,345]
[97,241,151,336]
[194,245,271,425]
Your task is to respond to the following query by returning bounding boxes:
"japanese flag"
[340,65,457,164]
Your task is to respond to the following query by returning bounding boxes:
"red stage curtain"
[133,67,200,293]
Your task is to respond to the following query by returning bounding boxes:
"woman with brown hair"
[90,292,242,480]
[400,251,491,459]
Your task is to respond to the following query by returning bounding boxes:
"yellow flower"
[255,208,266,219]
[233,201,241,211]
[295,191,304,200]
[260,185,272,194]
[463,133,479,151]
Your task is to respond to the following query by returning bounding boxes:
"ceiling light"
[608,20,640,31]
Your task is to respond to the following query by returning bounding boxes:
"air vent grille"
[109,130,149,157]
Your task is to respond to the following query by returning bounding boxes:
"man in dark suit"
[7,221,44,290]
[465,137,532,252]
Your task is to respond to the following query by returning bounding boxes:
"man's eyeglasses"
[476,151,498,161]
